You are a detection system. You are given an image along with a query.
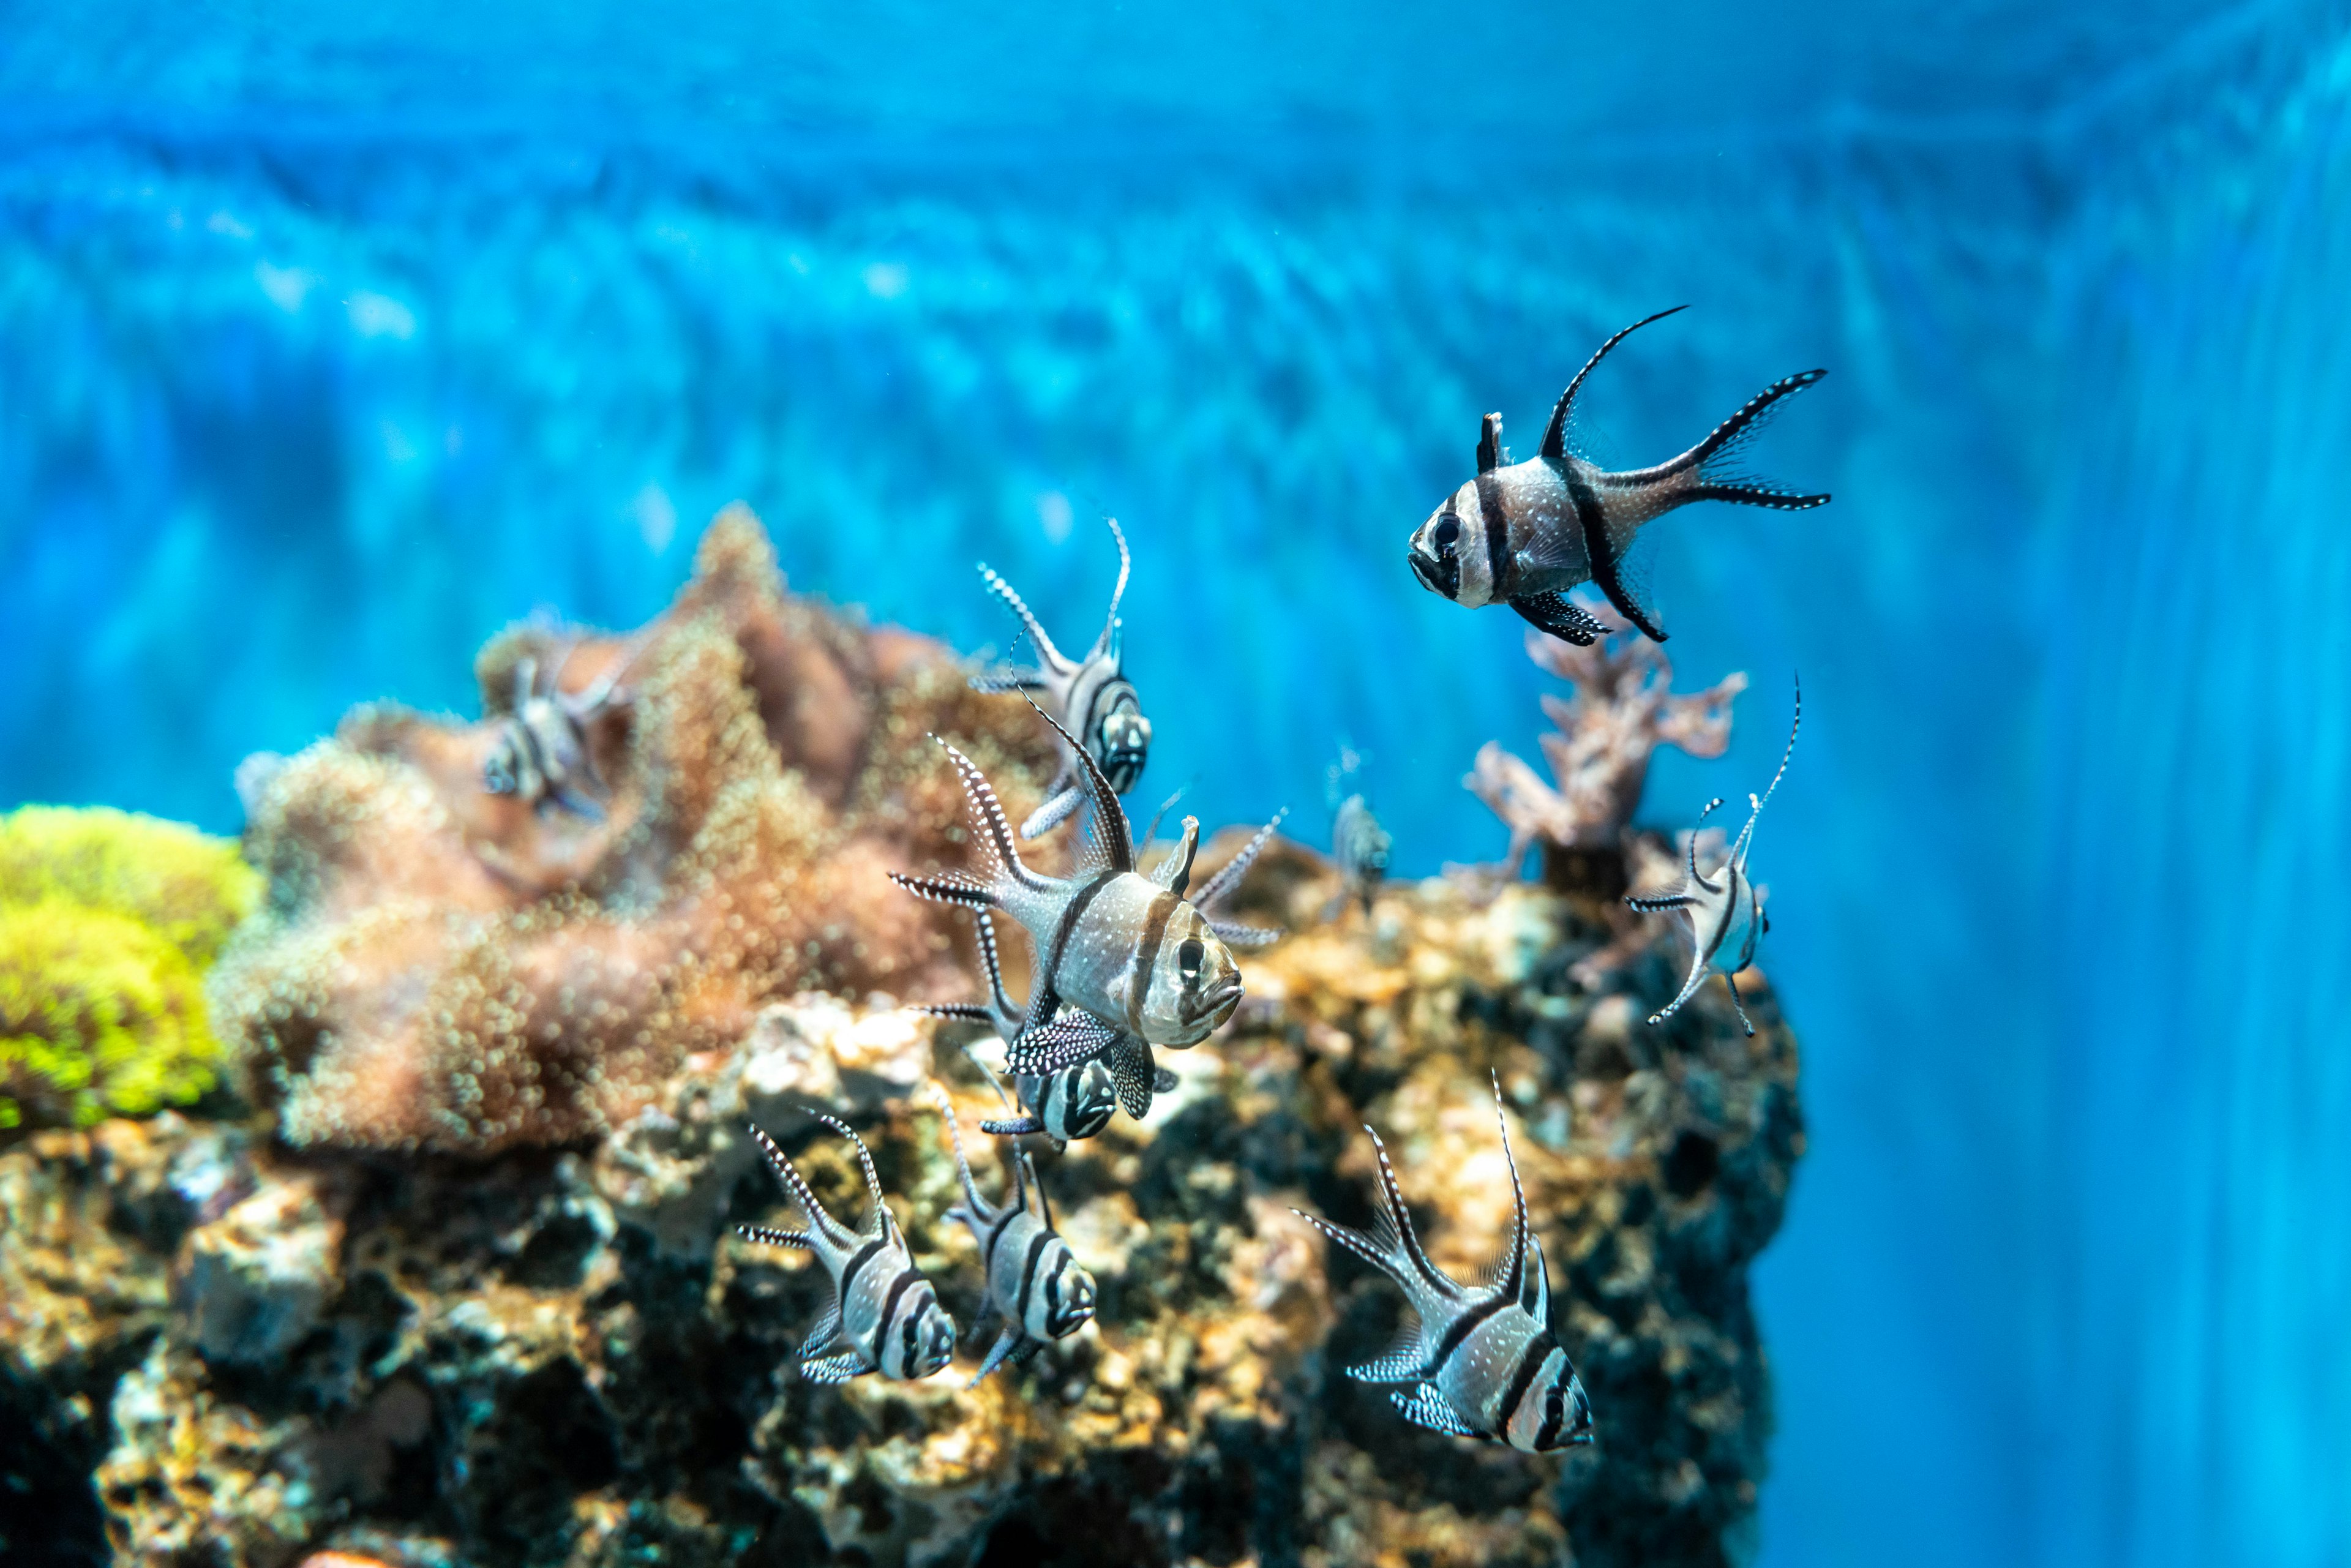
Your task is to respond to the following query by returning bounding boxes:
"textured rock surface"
[1,847,1801,1568]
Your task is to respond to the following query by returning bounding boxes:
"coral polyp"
[210,506,1060,1153]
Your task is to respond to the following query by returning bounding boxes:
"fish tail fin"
[1678,369,1831,509]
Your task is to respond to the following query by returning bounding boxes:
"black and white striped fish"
[1327,745,1392,919]
[1625,675,1800,1037]
[888,700,1278,1090]
[736,1118,958,1384]
[915,907,1143,1146]
[1406,309,1829,645]
[936,1092,1097,1386]
[971,515,1153,839]
[481,638,637,820]
[1292,1075,1594,1453]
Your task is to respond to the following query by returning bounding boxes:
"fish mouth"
[1408,549,1440,593]
[1192,975,1243,1029]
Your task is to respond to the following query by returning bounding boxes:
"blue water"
[5,3,2349,1564]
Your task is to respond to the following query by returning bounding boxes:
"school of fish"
[725,314,1823,1452]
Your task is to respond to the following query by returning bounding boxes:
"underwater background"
[2,1,2347,1564]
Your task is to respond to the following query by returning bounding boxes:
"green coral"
[0,807,261,1129]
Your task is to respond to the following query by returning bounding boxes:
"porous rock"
[2,857,1801,1568]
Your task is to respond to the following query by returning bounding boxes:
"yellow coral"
[0,806,258,1128]
[0,806,262,963]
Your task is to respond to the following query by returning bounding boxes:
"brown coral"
[211,505,1063,1153]
[1465,612,1747,885]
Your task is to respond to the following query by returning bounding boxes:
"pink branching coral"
[1466,611,1746,874]
[211,506,1061,1153]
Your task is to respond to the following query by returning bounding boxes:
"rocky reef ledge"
[0,511,1802,1568]
[2,870,1798,1568]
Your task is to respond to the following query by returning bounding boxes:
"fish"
[481,636,640,820]
[735,1117,958,1384]
[935,1089,1098,1386]
[915,906,1144,1146]
[1623,675,1800,1036]
[1326,745,1392,918]
[888,699,1278,1093]
[1292,1073,1594,1453]
[1405,308,1829,645]
[970,515,1153,839]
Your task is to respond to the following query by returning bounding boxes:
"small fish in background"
[1292,1073,1594,1452]
[934,1088,1098,1386]
[890,700,1282,1112]
[1325,744,1392,920]
[1624,675,1801,1036]
[915,907,1141,1147]
[1406,308,1830,645]
[481,636,642,820]
[970,515,1153,839]
[736,1118,958,1384]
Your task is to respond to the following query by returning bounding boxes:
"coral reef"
[209,506,1063,1155]
[0,806,261,1129]
[2,852,1799,1567]
[1464,618,1746,888]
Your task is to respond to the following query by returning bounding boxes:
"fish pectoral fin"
[1151,1067,1179,1094]
[1020,784,1085,841]
[1509,592,1611,647]
[966,1324,1024,1389]
[798,1350,871,1385]
[1005,1011,1120,1076]
[1391,1383,1480,1439]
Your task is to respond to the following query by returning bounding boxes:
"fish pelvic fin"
[977,561,1073,677]
[1192,807,1286,913]
[1509,591,1611,647]
[1540,306,1690,463]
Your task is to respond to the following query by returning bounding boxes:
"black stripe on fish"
[901,1288,929,1371]
[1127,890,1180,1033]
[1475,470,1510,600]
[838,1237,887,1305]
[1015,1230,1055,1322]
[1043,868,1120,996]
[1426,1291,1512,1381]
[1534,1369,1570,1452]
[984,1202,1021,1279]
[1499,1329,1558,1439]
[1566,464,1663,642]
[873,1266,921,1364]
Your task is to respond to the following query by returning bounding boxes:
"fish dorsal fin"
[1135,785,1188,857]
[1191,808,1286,913]
[1540,305,1690,463]
[1687,797,1727,893]
[1155,816,1200,893]
[1018,1148,1053,1229]
[811,1113,890,1232]
[1489,1071,1529,1304]
[1093,516,1133,662]
[511,655,538,711]
[1022,695,1133,872]
[932,1086,992,1221]
[1732,673,1802,872]
[1477,413,1507,474]
[1367,1125,1463,1302]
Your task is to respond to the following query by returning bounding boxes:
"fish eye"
[1434,514,1460,554]
[1177,937,1204,979]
